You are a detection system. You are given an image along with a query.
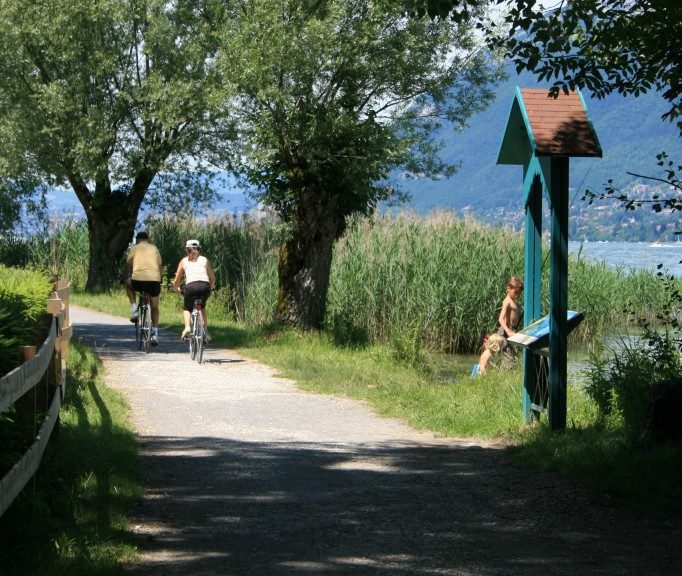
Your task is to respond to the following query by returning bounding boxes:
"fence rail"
[0,280,71,517]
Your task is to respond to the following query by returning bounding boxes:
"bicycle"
[188,297,206,364]
[134,290,152,353]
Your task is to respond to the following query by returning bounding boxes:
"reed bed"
[4,211,672,354]
[327,212,525,353]
[145,214,280,325]
[2,218,90,289]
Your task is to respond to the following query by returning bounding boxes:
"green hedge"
[0,265,53,376]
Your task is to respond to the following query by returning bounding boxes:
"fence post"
[47,288,64,439]
[51,316,61,441]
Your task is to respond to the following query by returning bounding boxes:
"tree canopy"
[218,0,503,326]
[0,0,234,287]
[489,0,682,132]
[0,0,502,322]
[416,1,681,132]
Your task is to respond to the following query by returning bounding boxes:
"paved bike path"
[71,306,681,576]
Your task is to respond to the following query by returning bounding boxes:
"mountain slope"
[397,70,682,220]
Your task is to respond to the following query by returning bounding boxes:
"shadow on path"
[127,436,681,576]
[73,307,202,360]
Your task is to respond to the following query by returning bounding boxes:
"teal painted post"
[548,157,569,430]
[522,175,543,421]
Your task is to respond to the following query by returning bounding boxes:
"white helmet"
[185,239,200,248]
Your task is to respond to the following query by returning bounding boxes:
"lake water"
[44,185,682,278]
[568,240,682,277]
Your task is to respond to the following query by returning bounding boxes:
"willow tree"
[0,0,232,289]
[220,0,503,328]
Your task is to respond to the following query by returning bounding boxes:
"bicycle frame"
[136,291,152,353]
[188,298,205,364]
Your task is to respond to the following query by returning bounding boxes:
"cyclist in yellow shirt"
[124,231,163,346]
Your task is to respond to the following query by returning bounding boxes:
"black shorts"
[130,279,161,297]
[183,281,211,312]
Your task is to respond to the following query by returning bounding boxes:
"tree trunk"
[84,191,140,291]
[275,193,344,329]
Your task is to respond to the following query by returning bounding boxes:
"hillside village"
[457,181,679,242]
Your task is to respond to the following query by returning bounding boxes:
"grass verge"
[0,342,140,576]
[71,290,682,520]
[510,424,682,519]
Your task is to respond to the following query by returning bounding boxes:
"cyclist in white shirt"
[172,239,217,341]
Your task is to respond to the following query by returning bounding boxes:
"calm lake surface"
[568,240,682,277]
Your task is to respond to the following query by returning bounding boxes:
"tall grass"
[145,214,280,324]
[567,253,666,338]
[328,212,669,354]
[328,212,525,353]
[37,218,90,287]
[3,211,673,354]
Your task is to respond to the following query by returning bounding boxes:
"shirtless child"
[477,276,523,374]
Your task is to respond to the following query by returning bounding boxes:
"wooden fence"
[0,280,72,517]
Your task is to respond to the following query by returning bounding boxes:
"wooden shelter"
[498,88,602,429]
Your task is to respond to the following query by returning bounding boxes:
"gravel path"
[71,306,681,576]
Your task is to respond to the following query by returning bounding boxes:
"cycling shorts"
[183,281,211,312]
[130,279,161,297]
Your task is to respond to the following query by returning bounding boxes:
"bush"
[584,327,682,440]
[0,265,53,376]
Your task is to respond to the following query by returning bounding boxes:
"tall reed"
[328,212,525,353]
[328,212,672,354]
[3,211,672,355]
[146,214,280,324]
[2,218,90,290]
[567,252,666,339]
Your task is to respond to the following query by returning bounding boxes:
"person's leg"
[150,296,160,327]
[125,279,138,321]
[182,310,191,339]
[125,283,136,304]
[501,345,516,369]
[201,287,211,341]
[149,295,160,345]
[182,286,197,339]
[201,308,211,341]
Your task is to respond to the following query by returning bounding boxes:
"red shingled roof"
[520,88,602,157]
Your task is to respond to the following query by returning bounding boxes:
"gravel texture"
[71,305,681,576]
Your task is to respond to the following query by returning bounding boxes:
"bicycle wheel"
[196,313,205,364]
[136,294,145,350]
[142,304,152,354]
[189,313,197,360]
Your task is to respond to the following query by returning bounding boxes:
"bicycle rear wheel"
[189,313,197,360]
[135,318,142,350]
[195,313,205,364]
[142,305,151,354]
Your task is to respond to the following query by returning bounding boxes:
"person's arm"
[498,297,515,335]
[479,349,491,374]
[206,260,217,290]
[155,248,163,282]
[124,246,135,277]
[172,260,185,293]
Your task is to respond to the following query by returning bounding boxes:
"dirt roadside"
[71,305,681,576]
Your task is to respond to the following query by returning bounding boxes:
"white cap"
[185,239,200,248]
